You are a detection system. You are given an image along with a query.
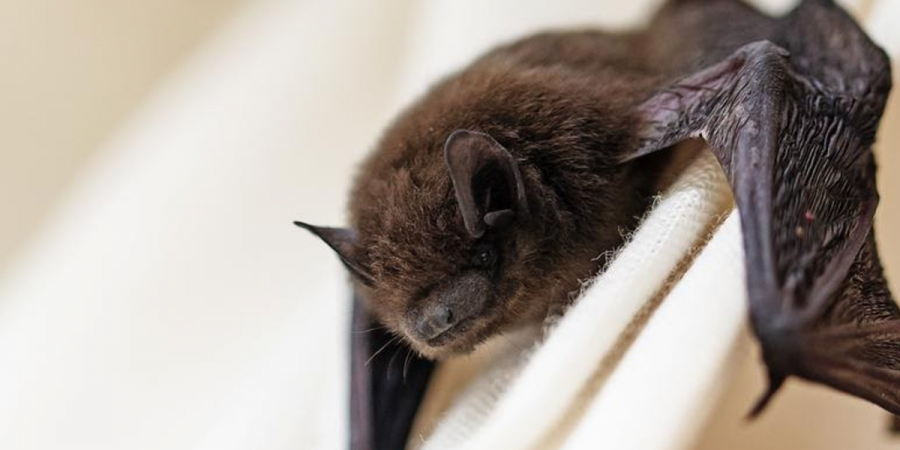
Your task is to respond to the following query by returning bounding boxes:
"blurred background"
[0,0,241,274]
[0,0,897,449]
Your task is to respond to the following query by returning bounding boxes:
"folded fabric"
[413,149,742,450]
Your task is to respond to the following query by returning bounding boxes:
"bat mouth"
[412,310,501,358]
[408,305,487,352]
[425,320,469,347]
[405,284,501,357]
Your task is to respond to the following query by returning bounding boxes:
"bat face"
[355,215,532,359]
[302,129,552,359]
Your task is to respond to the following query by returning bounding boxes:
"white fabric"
[559,212,746,450]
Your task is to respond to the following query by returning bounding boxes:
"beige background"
[0,0,243,272]
[0,0,897,449]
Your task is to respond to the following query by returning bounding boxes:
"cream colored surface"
[0,0,897,449]
[0,1,411,449]
[559,213,747,450]
[0,0,244,273]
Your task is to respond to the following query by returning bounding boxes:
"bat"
[295,0,897,448]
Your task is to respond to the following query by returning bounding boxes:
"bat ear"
[444,129,529,238]
[293,221,374,285]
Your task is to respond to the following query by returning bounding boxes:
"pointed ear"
[443,130,529,238]
[293,221,374,286]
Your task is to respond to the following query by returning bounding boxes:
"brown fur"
[346,31,670,357]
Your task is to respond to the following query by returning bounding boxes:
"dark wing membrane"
[797,236,900,414]
[629,0,897,414]
[798,320,900,414]
[351,296,435,450]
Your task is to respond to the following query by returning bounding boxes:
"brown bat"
[295,0,897,448]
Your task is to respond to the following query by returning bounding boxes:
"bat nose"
[414,304,457,340]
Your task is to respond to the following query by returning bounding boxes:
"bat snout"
[405,273,493,351]
[413,304,458,341]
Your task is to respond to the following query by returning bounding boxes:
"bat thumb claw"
[746,372,786,419]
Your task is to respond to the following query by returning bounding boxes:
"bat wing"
[794,234,900,413]
[351,296,435,450]
[628,0,898,415]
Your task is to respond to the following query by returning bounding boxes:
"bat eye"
[470,244,496,269]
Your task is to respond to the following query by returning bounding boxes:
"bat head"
[296,62,655,358]
[297,130,550,358]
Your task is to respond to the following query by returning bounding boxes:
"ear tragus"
[443,130,528,238]
[293,221,374,285]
